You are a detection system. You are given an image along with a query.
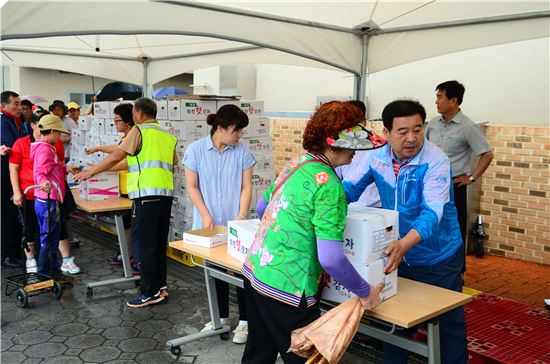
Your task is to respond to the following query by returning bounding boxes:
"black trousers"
[131,196,172,297]
[215,276,247,320]
[383,247,467,364]
[1,175,22,261]
[453,183,467,272]
[242,278,320,364]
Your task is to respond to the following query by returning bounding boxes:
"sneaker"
[26,258,38,273]
[232,324,248,344]
[108,254,136,266]
[200,319,228,333]
[126,292,164,308]
[61,256,81,274]
[159,286,169,297]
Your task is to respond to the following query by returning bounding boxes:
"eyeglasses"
[114,118,124,123]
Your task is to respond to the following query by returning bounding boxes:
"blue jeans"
[34,199,60,274]
[383,246,467,364]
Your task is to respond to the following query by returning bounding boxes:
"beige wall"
[269,118,550,265]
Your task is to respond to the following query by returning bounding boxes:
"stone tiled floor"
[3,219,548,363]
[1,220,370,364]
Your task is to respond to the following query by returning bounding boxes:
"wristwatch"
[468,175,475,183]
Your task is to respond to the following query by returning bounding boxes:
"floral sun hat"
[326,124,386,150]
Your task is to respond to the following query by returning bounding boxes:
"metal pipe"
[370,10,550,35]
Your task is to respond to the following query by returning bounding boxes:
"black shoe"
[3,257,23,268]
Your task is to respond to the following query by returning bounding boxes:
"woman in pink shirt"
[30,115,70,274]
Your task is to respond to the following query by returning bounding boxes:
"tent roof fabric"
[1,1,549,86]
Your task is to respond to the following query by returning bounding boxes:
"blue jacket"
[342,141,462,266]
[1,112,25,177]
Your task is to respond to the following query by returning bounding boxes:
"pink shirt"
[30,139,66,202]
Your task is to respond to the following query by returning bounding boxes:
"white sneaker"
[61,256,81,274]
[232,324,248,344]
[200,319,227,333]
[26,258,37,273]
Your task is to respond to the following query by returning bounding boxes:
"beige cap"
[38,114,70,134]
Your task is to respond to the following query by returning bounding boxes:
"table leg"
[85,213,139,293]
[166,263,231,354]
[427,321,441,364]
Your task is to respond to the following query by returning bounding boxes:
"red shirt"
[9,135,64,200]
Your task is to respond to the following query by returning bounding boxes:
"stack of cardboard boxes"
[70,102,128,200]
[321,206,400,303]
[158,98,275,242]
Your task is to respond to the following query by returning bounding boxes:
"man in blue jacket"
[1,90,24,267]
[342,99,466,364]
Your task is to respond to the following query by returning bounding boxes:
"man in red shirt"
[9,115,66,273]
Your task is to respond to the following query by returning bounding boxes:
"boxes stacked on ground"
[321,206,400,304]
[165,98,276,240]
[70,101,131,200]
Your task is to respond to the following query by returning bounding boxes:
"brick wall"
[269,118,550,265]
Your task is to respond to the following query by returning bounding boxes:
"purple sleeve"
[256,197,268,219]
[317,238,371,298]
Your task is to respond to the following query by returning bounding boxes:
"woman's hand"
[12,192,23,207]
[40,181,51,193]
[359,283,385,311]
[202,213,214,231]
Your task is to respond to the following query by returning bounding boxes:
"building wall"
[269,118,550,265]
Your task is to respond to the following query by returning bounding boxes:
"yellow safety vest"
[126,122,177,199]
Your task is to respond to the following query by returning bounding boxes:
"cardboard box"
[170,120,208,141]
[244,118,270,138]
[93,102,111,119]
[253,152,274,172]
[343,206,399,265]
[240,100,264,119]
[156,100,168,120]
[78,172,119,200]
[180,100,216,121]
[79,116,92,131]
[183,226,227,248]
[243,137,273,154]
[227,219,260,263]
[321,257,398,304]
[251,171,275,189]
[168,100,181,120]
[218,100,264,119]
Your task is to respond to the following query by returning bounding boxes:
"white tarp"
[1,0,548,86]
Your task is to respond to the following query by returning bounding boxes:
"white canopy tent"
[1,0,549,99]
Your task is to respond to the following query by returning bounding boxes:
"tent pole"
[355,34,369,106]
[142,57,151,98]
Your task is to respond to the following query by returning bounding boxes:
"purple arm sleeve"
[317,238,371,298]
[256,197,268,219]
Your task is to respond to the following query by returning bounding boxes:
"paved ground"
[2,218,548,363]
[1,220,376,364]
[464,254,550,308]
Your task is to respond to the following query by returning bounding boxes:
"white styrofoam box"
[240,100,264,119]
[251,171,275,190]
[93,102,111,119]
[244,118,270,138]
[79,116,92,131]
[227,219,260,263]
[104,119,118,135]
[180,100,216,121]
[71,130,83,145]
[243,137,273,154]
[87,152,104,165]
[170,120,208,141]
[78,172,119,200]
[156,100,168,120]
[170,218,189,233]
[343,206,399,265]
[253,152,274,172]
[321,257,398,304]
[175,141,190,162]
[183,226,227,248]
[91,119,106,135]
[168,101,181,120]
